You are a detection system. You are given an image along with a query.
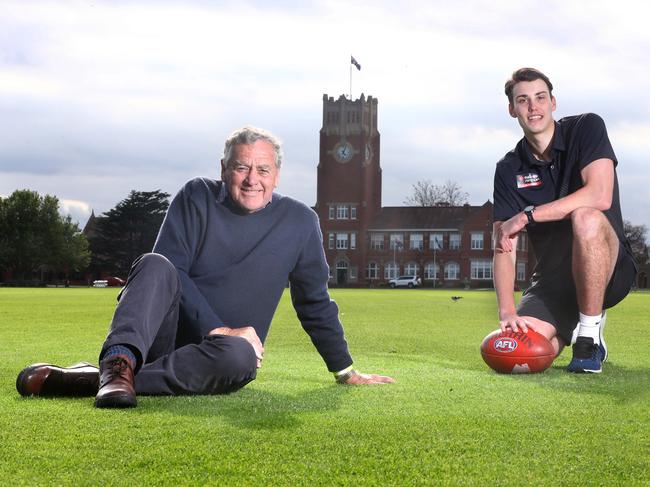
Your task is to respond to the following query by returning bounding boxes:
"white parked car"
[388,276,421,288]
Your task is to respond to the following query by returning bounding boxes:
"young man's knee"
[571,207,611,241]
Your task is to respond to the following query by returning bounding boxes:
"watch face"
[335,142,353,162]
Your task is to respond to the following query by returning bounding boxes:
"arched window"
[445,261,460,280]
[405,262,418,277]
[425,262,439,279]
[366,262,379,280]
[335,260,349,285]
[384,262,399,280]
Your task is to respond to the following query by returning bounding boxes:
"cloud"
[59,198,92,225]
[1,0,650,233]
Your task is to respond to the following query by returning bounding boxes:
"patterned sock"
[577,313,601,344]
[103,345,137,368]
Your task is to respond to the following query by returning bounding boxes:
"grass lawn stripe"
[1,288,648,485]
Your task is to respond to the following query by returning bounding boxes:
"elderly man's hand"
[209,326,264,368]
[343,371,395,385]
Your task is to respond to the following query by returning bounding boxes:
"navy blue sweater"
[153,177,353,372]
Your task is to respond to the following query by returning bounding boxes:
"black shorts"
[517,242,637,344]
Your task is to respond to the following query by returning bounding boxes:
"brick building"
[314,93,532,288]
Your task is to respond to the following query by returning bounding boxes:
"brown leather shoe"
[16,362,99,397]
[94,355,137,408]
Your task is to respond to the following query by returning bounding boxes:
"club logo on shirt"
[516,173,542,189]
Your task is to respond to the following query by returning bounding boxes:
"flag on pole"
[350,55,361,71]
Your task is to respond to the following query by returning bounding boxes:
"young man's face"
[508,79,556,137]
[221,140,280,213]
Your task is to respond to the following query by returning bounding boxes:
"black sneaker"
[567,337,602,373]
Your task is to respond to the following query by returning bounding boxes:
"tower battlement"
[321,93,379,136]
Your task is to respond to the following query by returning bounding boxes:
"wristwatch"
[524,205,536,226]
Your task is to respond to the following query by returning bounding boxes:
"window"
[517,261,526,281]
[410,233,423,251]
[328,233,334,249]
[366,262,379,279]
[390,233,404,250]
[350,233,356,250]
[336,260,348,282]
[328,206,335,220]
[405,262,418,277]
[471,232,484,250]
[430,233,444,250]
[336,233,348,249]
[384,262,399,280]
[349,266,357,280]
[444,261,460,280]
[370,233,384,250]
[350,206,357,220]
[425,262,439,279]
[336,205,349,220]
[449,233,461,250]
[517,232,528,251]
[471,260,493,279]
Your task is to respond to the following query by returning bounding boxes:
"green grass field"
[1,288,649,486]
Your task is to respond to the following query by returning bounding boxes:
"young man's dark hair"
[504,67,554,104]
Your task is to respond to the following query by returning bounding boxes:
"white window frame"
[430,233,444,250]
[384,262,399,280]
[350,206,357,220]
[516,261,526,281]
[405,262,418,277]
[449,233,461,250]
[336,205,349,220]
[328,206,335,220]
[350,233,356,250]
[390,233,404,250]
[471,232,484,250]
[366,262,379,280]
[470,259,493,280]
[425,262,439,279]
[410,233,424,251]
[370,233,384,250]
[328,233,334,249]
[336,233,349,249]
[444,261,460,280]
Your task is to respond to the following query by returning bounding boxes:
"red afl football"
[480,329,555,374]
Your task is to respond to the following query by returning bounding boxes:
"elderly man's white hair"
[222,126,283,169]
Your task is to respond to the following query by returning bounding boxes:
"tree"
[624,220,648,266]
[88,190,170,276]
[404,180,469,206]
[0,190,90,280]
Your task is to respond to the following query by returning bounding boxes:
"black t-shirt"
[493,113,626,279]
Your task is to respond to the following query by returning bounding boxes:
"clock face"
[335,142,353,163]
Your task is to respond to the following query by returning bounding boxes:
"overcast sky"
[2,0,649,232]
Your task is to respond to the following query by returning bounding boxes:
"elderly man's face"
[221,140,280,213]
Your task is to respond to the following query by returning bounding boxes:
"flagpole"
[349,60,352,99]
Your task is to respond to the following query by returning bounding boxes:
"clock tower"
[315,93,381,285]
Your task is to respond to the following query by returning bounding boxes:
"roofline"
[366,228,461,232]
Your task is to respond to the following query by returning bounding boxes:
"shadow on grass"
[133,384,350,430]
[496,361,650,404]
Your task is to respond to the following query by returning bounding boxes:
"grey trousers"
[101,253,257,396]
